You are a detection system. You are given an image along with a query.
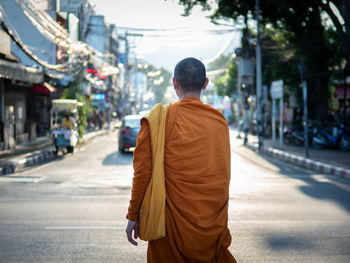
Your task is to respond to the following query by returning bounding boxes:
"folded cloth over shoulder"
[138,103,168,241]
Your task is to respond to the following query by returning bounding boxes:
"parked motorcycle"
[312,124,350,151]
[283,125,314,146]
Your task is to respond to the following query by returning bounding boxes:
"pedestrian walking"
[98,111,103,130]
[126,57,236,262]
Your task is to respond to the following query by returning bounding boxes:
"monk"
[126,57,237,263]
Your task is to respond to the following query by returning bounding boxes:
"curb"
[0,128,112,176]
[0,150,56,176]
[80,129,110,144]
[246,143,350,180]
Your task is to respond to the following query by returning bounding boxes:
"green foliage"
[140,64,172,104]
[206,54,238,97]
[207,54,232,71]
[177,0,349,119]
[226,62,238,96]
[214,74,228,96]
[61,80,93,142]
[154,67,172,104]
[213,61,238,97]
[76,93,92,141]
[260,27,301,104]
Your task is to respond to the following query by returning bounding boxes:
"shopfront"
[0,58,44,150]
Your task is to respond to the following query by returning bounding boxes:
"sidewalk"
[0,124,117,175]
[231,127,350,180]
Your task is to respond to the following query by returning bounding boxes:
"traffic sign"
[270,80,283,99]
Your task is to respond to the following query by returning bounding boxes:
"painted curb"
[246,143,350,180]
[0,150,56,176]
[0,128,112,176]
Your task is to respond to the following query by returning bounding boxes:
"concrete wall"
[86,15,109,54]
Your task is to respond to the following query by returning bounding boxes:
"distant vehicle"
[118,114,142,153]
[51,99,81,154]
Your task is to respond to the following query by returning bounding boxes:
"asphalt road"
[0,130,349,263]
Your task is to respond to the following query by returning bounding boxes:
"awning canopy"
[0,58,43,83]
[43,81,56,92]
[52,99,83,112]
[28,82,56,94]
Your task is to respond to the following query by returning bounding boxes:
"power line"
[1,0,120,78]
[116,26,240,36]
[116,26,186,32]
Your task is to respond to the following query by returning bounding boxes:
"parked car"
[118,114,142,153]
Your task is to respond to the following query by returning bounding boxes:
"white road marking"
[70,195,122,199]
[44,226,125,230]
[0,176,45,183]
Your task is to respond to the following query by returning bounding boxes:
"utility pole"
[344,69,348,127]
[235,27,254,145]
[119,31,143,115]
[298,61,309,158]
[124,32,129,115]
[256,0,263,150]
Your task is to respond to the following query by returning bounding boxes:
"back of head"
[174,57,206,92]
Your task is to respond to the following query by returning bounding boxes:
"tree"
[213,61,238,97]
[206,54,238,97]
[178,0,347,119]
[62,76,93,141]
[214,74,229,96]
[207,54,232,72]
[139,65,172,104]
[179,0,349,69]
[153,67,172,104]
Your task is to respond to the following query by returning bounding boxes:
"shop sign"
[89,94,105,101]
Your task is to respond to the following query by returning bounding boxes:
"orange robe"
[127,97,236,263]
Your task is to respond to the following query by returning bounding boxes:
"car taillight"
[122,128,132,135]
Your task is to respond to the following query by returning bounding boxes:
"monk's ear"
[202,78,209,90]
[172,77,178,88]
[173,77,182,98]
[173,77,181,90]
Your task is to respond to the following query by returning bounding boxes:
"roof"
[0,58,43,83]
[52,99,83,111]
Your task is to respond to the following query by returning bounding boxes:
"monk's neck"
[179,92,201,100]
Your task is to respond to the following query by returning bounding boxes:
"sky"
[89,0,241,71]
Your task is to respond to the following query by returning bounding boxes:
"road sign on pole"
[270,80,283,99]
[270,80,283,148]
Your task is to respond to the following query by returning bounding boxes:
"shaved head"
[174,57,206,92]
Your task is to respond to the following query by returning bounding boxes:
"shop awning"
[52,99,83,112]
[43,81,56,92]
[28,82,56,94]
[0,58,44,83]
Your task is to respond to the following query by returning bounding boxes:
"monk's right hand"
[126,220,139,246]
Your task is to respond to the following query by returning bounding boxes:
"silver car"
[118,115,142,153]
